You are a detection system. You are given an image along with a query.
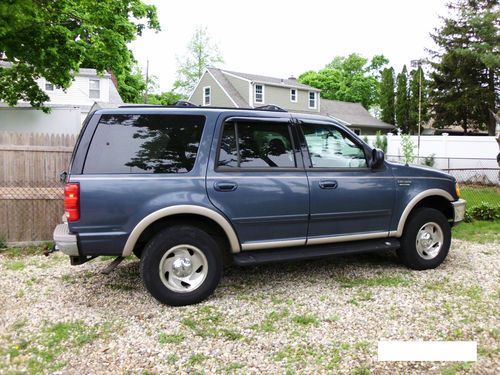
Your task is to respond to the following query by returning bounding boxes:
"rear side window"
[84,114,205,174]
[218,121,295,168]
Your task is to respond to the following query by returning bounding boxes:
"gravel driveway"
[0,240,498,374]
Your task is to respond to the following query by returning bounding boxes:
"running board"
[232,238,400,266]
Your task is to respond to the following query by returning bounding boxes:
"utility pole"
[411,59,424,160]
[144,59,149,104]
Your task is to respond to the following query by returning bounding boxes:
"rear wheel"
[397,208,451,270]
[140,225,223,306]
[132,248,142,259]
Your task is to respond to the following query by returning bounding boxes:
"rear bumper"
[53,223,79,256]
[452,199,466,223]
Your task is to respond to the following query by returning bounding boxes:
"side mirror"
[370,149,385,169]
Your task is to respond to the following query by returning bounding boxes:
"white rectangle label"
[378,341,477,362]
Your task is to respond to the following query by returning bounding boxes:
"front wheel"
[397,208,451,270]
[140,225,223,306]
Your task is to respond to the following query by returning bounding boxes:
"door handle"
[319,179,338,189]
[214,181,238,192]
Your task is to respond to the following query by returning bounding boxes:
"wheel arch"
[122,205,241,257]
[392,189,454,237]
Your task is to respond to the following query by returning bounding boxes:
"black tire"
[140,225,223,306]
[397,208,451,270]
[132,248,142,259]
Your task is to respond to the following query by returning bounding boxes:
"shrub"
[463,211,474,223]
[0,233,6,249]
[423,153,435,168]
[374,131,388,154]
[470,202,500,221]
[400,134,415,164]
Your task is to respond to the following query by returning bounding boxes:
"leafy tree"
[121,65,149,104]
[298,53,389,109]
[0,0,160,110]
[174,26,224,96]
[396,66,410,133]
[379,67,396,124]
[148,91,184,105]
[429,0,499,134]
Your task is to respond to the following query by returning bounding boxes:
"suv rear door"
[296,119,395,244]
[206,115,309,250]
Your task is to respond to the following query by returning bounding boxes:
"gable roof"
[206,68,249,108]
[221,69,319,91]
[320,99,395,130]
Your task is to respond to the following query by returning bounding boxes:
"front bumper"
[452,199,466,223]
[53,223,79,256]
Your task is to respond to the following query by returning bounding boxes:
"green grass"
[336,275,410,288]
[5,260,25,271]
[186,353,207,366]
[292,314,319,326]
[158,333,185,344]
[352,367,372,375]
[0,245,47,258]
[453,220,500,243]
[222,362,245,372]
[1,320,111,374]
[181,306,245,341]
[252,309,289,332]
[440,362,473,375]
[460,185,499,208]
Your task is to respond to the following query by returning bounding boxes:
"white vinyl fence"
[364,135,499,185]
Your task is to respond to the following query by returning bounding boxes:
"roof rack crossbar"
[254,104,287,112]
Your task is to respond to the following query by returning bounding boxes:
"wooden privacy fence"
[0,132,76,242]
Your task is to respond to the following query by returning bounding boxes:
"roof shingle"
[320,99,395,129]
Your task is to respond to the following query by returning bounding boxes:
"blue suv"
[53,104,466,306]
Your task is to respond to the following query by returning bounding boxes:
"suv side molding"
[391,189,454,237]
[122,205,241,256]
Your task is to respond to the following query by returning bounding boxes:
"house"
[0,64,123,134]
[190,67,394,135]
[319,99,395,135]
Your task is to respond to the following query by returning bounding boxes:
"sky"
[129,0,450,93]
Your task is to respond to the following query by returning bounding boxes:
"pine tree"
[396,65,410,133]
[379,67,396,124]
[429,0,499,135]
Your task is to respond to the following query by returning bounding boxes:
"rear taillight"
[64,183,80,221]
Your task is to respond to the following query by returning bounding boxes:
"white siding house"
[0,66,123,134]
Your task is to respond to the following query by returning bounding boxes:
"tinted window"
[84,114,205,174]
[301,123,367,168]
[218,121,295,168]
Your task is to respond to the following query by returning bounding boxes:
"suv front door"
[206,116,309,251]
[297,120,395,245]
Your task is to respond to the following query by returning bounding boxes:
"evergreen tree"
[396,65,410,133]
[429,0,499,134]
[379,67,395,124]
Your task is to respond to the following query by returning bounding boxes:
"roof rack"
[118,104,167,108]
[117,102,288,112]
[254,104,287,112]
[172,100,199,107]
